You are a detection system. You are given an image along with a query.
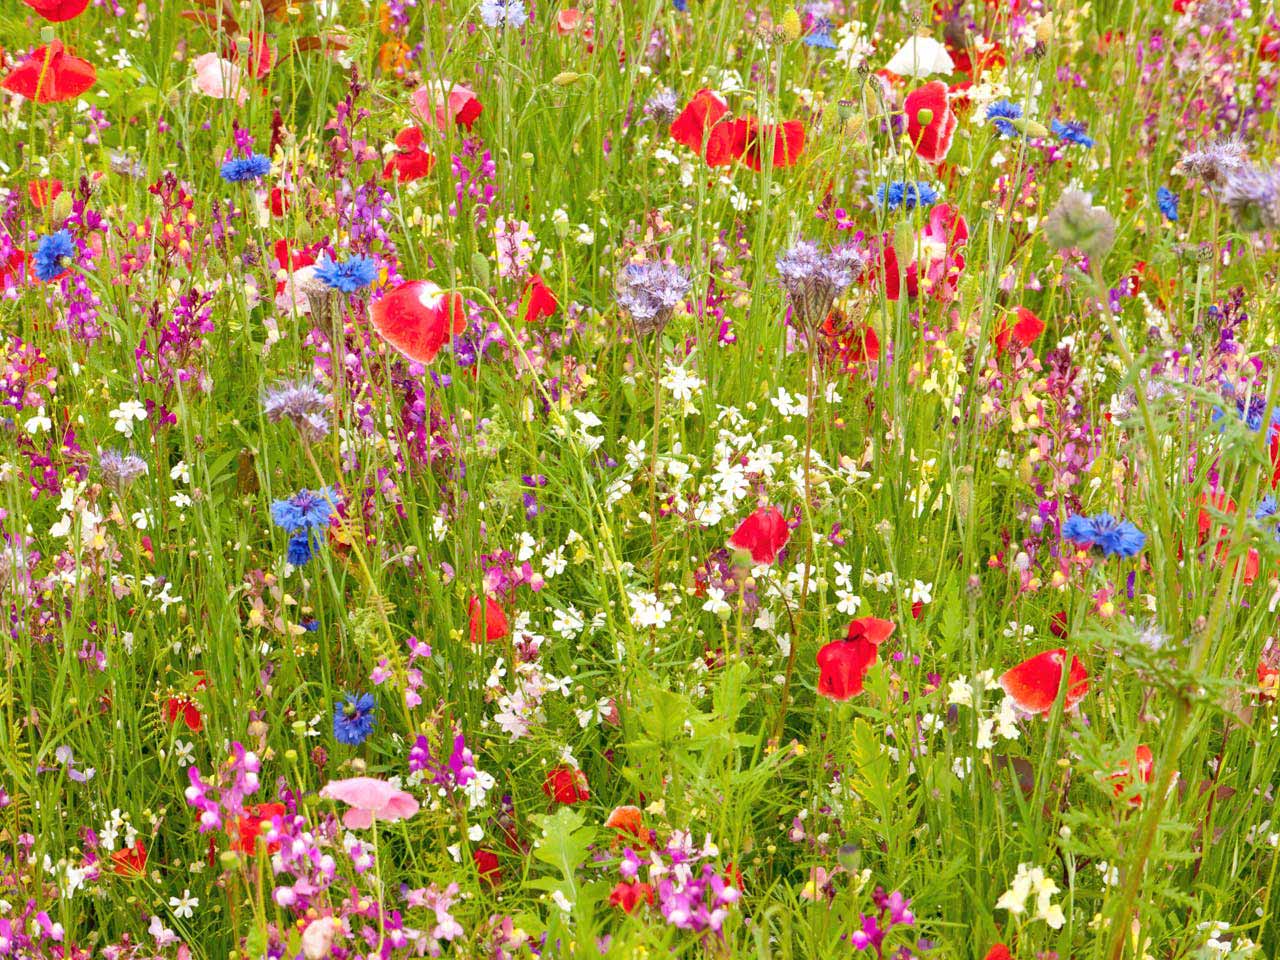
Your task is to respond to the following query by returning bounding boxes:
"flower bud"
[1043,189,1116,261]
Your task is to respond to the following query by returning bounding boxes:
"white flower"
[629,591,672,629]
[168,889,199,919]
[23,406,52,435]
[109,400,148,438]
[883,36,955,79]
[702,587,732,618]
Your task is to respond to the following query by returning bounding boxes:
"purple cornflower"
[616,260,692,335]
[775,239,865,335]
[263,379,332,441]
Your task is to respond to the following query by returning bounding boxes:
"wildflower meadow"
[4,0,1280,957]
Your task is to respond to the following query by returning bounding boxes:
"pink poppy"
[191,52,247,106]
[880,203,968,301]
[319,777,419,829]
[411,82,483,132]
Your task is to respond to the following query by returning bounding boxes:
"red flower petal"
[816,636,878,700]
[543,765,589,804]
[999,648,1089,716]
[727,505,791,564]
[995,306,1045,356]
[2,41,97,104]
[468,595,508,643]
[368,280,465,363]
[704,116,749,167]
[670,88,729,154]
[27,179,62,208]
[22,0,90,22]
[904,81,956,164]
[522,274,558,323]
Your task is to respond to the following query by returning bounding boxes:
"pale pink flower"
[192,53,247,106]
[410,81,482,132]
[319,776,419,828]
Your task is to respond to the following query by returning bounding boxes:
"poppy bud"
[1043,189,1116,260]
[50,191,74,222]
[553,71,582,86]
[915,107,934,127]
[470,251,491,287]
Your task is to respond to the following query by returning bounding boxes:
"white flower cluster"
[995,862,1065,929]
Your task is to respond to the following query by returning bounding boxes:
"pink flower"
[191,53,247,106]
[410,81,483,132]
[319,777,419,829]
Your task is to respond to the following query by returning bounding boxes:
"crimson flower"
[522,274,558,323]
[468,595,508,643]
[543,765,589,804]
[816,617,896,701]
[368,280,466,363]
[705,117,805,171]
[994,307,1045,356]
[110,839,147,877]
[609,880,654,913]
[998,648,1089,716]
[728,505,790,564]
[473,847,501,883]
[382,127,435,183]
[670,88,729,155]
[21,0,90,22]
[904,81,957,164]
[1,41,97,103]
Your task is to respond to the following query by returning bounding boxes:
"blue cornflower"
[874,180,940,212]
[333,692,376,746]
[314,255,379,294]
[271,488,337,532]
[672,0,687,10]
[33,230,75,282]
[1050,118,1095,148]
[219,154,272,183]
[986,100,1023,138]
[803,19,838,49]
[1062,512,1147,558]
[1156,187,1179,222]
[287,530,315,566]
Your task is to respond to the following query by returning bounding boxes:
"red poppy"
[994,307,1045,357]
[556,8,584,35]
[1197,493,1260,585]
[816,617,896,701]
[543,765,590,804]
[28,179,63,208]
[110,839,147,877]
[1258,655,1279,701]
[1,41,97,104]
[269,187,291,217]
[727,505,791,564]
[881,203,968,302]
[983,946,1012,960]
[609,880,654,913]
[468,595,508,643]
[1106,744,1154,807]
[1260,32,1280,62]
[473,847,501,883]
[230,802,287,853]
[368,280,466,363]
[999,648,1089,716]
[903,81,957,164]
[1049,610,1068,639]
[21,0,90,22]
[165,695,203,732]
[382,127,436,183]
[604,805,649,848]
[670,88,729,155]
[823,312,880,371]
[705,117,805,171]
[522,274,558,323]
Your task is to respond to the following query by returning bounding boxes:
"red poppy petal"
[999,648,1089,716]
[368,280,463,363]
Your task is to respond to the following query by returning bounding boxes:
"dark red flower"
[543,765,590,804]
[609,880,654,913]
[705,117,805,171]
[816,617,895,701]
[1,41,97,104]
[904,81,957,164]
[473,847,501,883]
[1049,610,1068,639]
[727,505,790,564]
[165,695,202,732]
[999,648,1089,716]
[382,127,436,183]
[110,839,147,877]
[522,274,558,323]
[670,88,729,155]
[994,307,1045,356]
[468,595,509,643]
[21,0,90,22]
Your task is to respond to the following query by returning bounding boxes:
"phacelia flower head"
[1175,138,1249,186]
[616,259,692,336]
[479,0,527,29]
[33,230,75,281]
[219,154,272,183]
[1220,164,1280,233]
[643,88,681,126]
[314,254,380,293]
[776,239,865,335]
[333,692,377,746]
[263,379,332,442]
[1062,512,1146,558]
[99,448,149,491]
[1043,190,1116,260]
